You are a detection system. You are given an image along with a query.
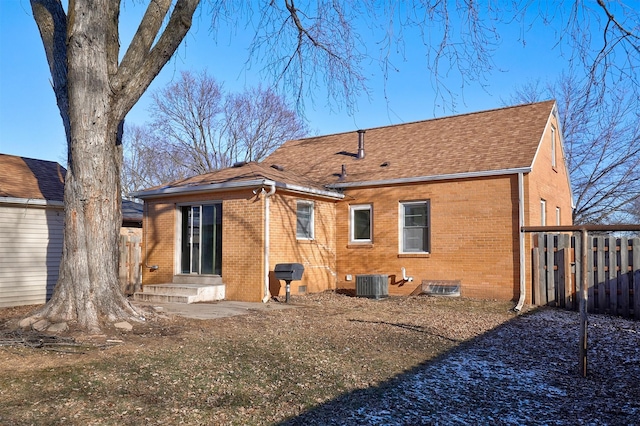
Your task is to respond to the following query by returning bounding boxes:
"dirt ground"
[1,292,638,425]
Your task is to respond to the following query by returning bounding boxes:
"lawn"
[0,293,516,425]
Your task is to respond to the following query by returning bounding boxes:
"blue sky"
[0,1,567,164]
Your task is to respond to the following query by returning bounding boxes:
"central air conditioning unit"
[355,274,389,299]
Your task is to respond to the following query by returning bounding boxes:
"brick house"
[134,100,573,304]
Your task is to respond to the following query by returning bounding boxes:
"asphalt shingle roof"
[144,161,331,194]
[263,100,555,185]
[0,154,66,202]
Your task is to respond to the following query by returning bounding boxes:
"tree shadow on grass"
[278,306,640,425]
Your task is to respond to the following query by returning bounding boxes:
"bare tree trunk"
[29,0,134,333]
[29,0,198,333]
[39,127,137,332]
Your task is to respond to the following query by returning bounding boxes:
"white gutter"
[327,167,531,189]
[0,197,64,208]
[514,172,526,312]
[131,179,270,199]
[131,179,343,200]
[262,183,276,303]
[276,182,344,199]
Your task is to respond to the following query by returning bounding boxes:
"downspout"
[514,172,526,312]
[263,182,276,303]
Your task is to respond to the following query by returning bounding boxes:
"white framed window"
[350,204,372,243]
[556,207,561,226]
[296,201,314,239]
[541,199,547,226]
[551,126,557,168]
[400,201,430,253]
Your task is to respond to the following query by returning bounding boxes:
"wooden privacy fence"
[119,234,142,296]
[533,233,640,319]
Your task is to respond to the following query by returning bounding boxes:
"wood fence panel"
[619,238,630,317]
[607,237,618,316]
[557,234,571,309]
[634,238,640,320]
[131,236,141,294]
[119,237,127,295]
[533,247,541,305]
[537,234,546,305]
[574,235,582,311]
[546,234,556,306]
[557,246,566,308]
[596,236,606,312]
[531,233,639,319]
[587,236,595,313]
[564,243,577,309]
[119,234,141,296]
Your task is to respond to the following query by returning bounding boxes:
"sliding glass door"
[180,204,222,275]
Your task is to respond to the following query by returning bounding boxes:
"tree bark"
[29,0,199,333]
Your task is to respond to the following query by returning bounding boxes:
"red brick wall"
[222,195,264,301]
[335,176,521,300]
[140,189,265,302]
[268,193,337,297]
[141,188,338,302]
[332,113,573,303]
[527,114,573,227]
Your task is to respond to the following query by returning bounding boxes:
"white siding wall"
[0,204,64,307]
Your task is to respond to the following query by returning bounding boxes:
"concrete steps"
[134,277,225,304]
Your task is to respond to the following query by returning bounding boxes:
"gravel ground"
[284,305,640,426]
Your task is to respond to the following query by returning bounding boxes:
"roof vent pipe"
[357,130,366,159]
[339,164,347,181]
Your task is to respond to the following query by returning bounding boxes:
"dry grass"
[0,293,520,425]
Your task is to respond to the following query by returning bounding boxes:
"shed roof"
[122,199,143,223]
[263,100,556,186]
[0,154,66,202]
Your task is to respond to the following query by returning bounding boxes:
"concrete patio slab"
[133,300,296,320]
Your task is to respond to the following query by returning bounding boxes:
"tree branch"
[113,0,199,120]
[30,0,71,151]
[115,0,172,90]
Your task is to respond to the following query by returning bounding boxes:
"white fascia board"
[553,104,576,209]
[326,167,532,189]
[275,182,344,200]
[0,197,64,208]
[131,179,270,199]
[132,179,343,200]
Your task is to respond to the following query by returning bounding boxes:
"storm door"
[180,204,222,275]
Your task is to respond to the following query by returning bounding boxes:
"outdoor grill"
[274,263,304,302]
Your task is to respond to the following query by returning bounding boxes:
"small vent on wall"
[356,274,388,299]
[298,285,307,294]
